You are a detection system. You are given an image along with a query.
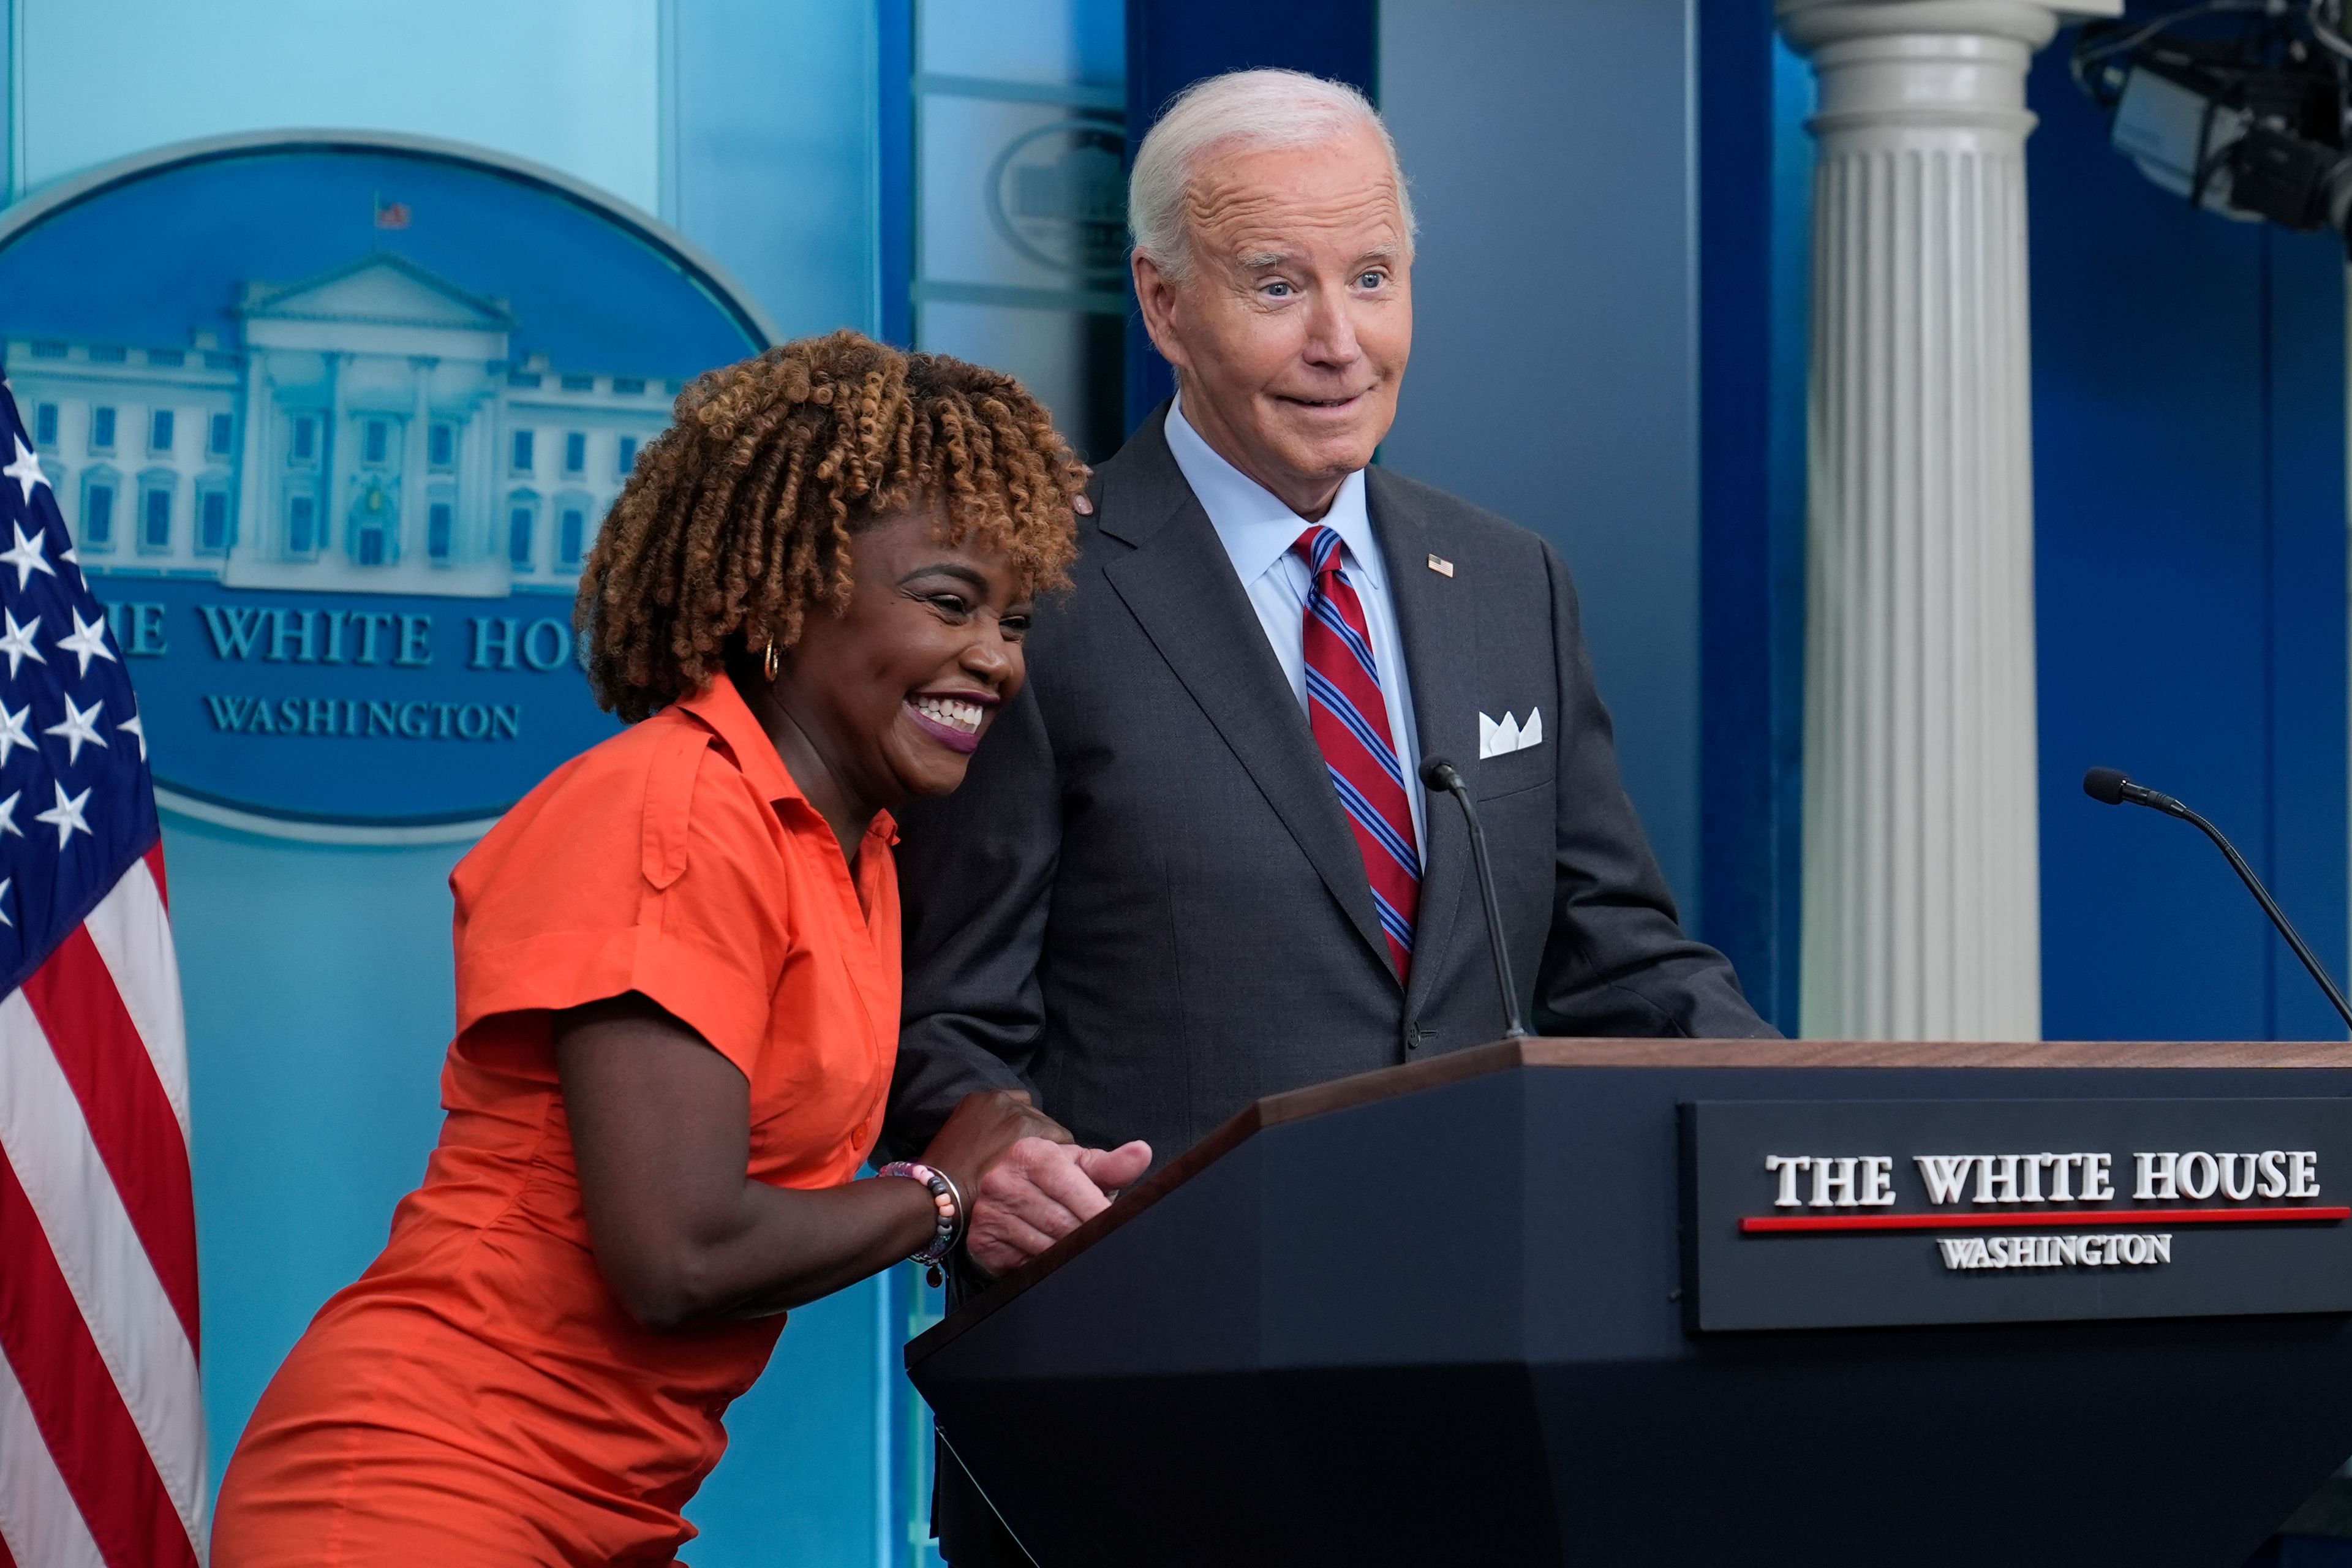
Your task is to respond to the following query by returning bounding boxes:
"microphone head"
[1419,756,1463,791]
[2083,767,2129,806]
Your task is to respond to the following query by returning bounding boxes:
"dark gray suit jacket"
[884,406,1771,1172]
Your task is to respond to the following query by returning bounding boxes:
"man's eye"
[1263,281,1293,299]
[1358,271,1385,289]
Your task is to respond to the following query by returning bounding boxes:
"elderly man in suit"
[884,66,1773,1562]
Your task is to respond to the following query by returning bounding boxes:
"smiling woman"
[209,331,1094,1568]
[579,328,1084,723]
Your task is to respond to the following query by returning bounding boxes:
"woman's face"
[778,506,1033,807]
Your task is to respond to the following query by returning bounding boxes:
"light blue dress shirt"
[1163,396,1428,859]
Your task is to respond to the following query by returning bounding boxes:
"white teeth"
[912,695,983,733]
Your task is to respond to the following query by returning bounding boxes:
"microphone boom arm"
[1420,756,1531,1039]
[2084,767,2352,1033]
[2159,797,2352,1033]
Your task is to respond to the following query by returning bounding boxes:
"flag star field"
[0,382,157,994]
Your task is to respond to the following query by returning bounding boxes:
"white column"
[405,356,435,565]
[323,352,350,565]
[236,352,269,560]
[1780,0,2114,1041]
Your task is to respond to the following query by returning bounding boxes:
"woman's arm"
[556,992,1044,1329]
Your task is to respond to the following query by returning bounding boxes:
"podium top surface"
[910,1036,2352,1360]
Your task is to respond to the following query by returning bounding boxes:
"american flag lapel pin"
[1427,553,1454,577]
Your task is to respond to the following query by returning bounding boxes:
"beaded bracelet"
[876,1161,967,1286]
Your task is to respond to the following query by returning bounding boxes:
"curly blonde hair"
[575,329,1087,722]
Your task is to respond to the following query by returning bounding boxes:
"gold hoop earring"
[763,641,780,682]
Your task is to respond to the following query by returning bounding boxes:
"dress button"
[1403,1023,1423,1051]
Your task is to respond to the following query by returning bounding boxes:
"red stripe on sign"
[18,927,200,1349]
[0,1144,199,1568]
[1741,1205,2352,1234]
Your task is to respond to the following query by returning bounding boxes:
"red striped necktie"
[1292,524,1420,981]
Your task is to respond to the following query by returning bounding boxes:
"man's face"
[1136,125,1412,518]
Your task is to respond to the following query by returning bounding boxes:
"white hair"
[1128,68,1415,284]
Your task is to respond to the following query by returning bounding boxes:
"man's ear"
[1131,253,1190,376]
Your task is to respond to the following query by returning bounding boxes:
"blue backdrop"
[2024,45,2350,1042]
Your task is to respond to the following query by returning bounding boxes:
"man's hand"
[967,1136,1153,1275]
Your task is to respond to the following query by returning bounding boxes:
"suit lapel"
[1370,469,1480,1018]
[1098,413,1395,978]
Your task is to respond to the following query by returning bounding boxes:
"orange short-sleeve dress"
[211,672,901,1568]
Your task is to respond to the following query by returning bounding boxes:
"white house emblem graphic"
[7,251,673,600]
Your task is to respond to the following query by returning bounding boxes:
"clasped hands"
[925,1089,1150,1277]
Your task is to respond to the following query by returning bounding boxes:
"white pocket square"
[1477,707,1542,760]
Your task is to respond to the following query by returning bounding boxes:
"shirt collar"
[676,669,899,846]
[1165,394,1381,589]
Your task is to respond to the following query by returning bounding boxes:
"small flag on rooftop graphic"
[374,194,411,230]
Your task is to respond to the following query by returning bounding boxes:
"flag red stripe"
[0,1514,18,1568]
[0,1144,198,1568]
[142,842,168,910]
[17,929,200,1349]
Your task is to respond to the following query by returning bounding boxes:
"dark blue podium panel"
[907,1040,2352,1568]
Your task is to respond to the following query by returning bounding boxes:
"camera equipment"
[2075,1,2352,247]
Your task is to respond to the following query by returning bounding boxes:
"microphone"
[1419,756,1531,1039]
[2082,766,2352,1031]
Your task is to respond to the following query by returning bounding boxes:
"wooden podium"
[907,1038,2352,1567]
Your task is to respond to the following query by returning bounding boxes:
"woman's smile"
[903,689,998,754]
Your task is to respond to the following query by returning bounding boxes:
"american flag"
[0,373,205,1565]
